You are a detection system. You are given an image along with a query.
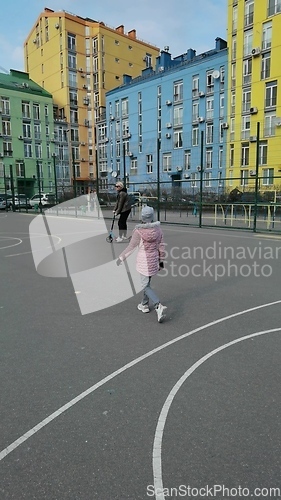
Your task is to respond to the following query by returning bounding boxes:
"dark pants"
[118,209,131,232]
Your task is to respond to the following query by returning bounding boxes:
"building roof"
[0,69,52,98]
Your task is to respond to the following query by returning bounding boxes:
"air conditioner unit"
[55,23,60,29]
[222,122,229,129]
[275,118,281,127]
[250,106,258,114]
[252,47,261,57]
[184,173,190,179]
[0,153,4,158]
[78,67,84,72]
[198,91,205,97]
[176,167,182,172]
[110,115,115,121]
[159,66,164,72]
[105,138,109,143]
[33,39,37,44]
[250,135,257,142]
[166,122,172,128]
[165,100,172,106]
[143,56,147,61]
[250,170,256,176]
[81,158,86,162]
[196,165,202,171]
[18,135,23,140]
[80,142,86,146]
[80,73,86,78]
[127,151,133,157]
[165,133,171,139]
[82,84,88,89]
[198,117,205,123]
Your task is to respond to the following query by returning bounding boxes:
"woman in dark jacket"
[113,181,131,242]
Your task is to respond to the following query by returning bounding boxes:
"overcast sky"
[0,0,227,74]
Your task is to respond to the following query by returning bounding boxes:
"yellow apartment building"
[24,7,159,192]
[227,0,281,196]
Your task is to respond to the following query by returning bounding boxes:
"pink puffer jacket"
[119,221,165,276]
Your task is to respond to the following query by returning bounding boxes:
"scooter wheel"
[106,235,113,243]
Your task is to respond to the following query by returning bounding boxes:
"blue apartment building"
[98,37,228,197]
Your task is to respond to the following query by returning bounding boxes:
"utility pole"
[199,130,204,228]
[253,121,260,233]
[157,137,161,221]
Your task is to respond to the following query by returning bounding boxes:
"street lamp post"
[36,159,42,213]
[123,142,126,188]
[52,153,58,204]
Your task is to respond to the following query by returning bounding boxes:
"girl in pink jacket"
[117,206,167,323]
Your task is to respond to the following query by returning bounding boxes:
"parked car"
[0,197,7,210]
[29,193,56,208]
[6,194,30,209]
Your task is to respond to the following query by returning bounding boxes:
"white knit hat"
[141,205,154,222]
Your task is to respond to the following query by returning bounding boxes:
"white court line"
[0,237,22,250]
[152,327,281,500]
[163,225,281,241]
[0,299,280,463]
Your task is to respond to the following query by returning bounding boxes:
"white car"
[29,193,56,208]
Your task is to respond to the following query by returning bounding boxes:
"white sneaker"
[137,303,150,313]
[122,235,129,240]
[155,303,167,323]
[115,237,123,242]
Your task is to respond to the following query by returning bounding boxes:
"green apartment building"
[0,69,56,197]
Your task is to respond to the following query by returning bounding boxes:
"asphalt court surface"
[0,210,281,500]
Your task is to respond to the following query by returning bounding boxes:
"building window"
[230,144,234,168]
[206,124,214,144]
[184,150,191,170]
[1,97,10,115]
[206,149,213,169]
[163,153,172,172]
[241,115,250,140]
[192,75,199,97]
[240,170,249,186]
[265,81,277,108]
[262,168,274,185]
[174,81,183,102]
[259,142,268,165]
[2,120,11,136]
[232,5,238,32]
[244,29,253,57]
[243,59,252,85]
[192,126,199,146]
[241,143,250,166]
[24,143,32,158]
[268,0,281,16]
[174,130,183,148]
[174,106,183,127]
[68,33,76,51]
[261,53,271,79]
[22,101,30,119]
[206,71,214,93]
[264,113,276,136]
[204,171,212,187]
[206,97,214,120]
[231,63,236,88]
[242,88,251,113]
[262,21,272,49]
[121,99,129,117]
[192,102,199,122]
[146,154,153,174]
[244,0,254,27]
